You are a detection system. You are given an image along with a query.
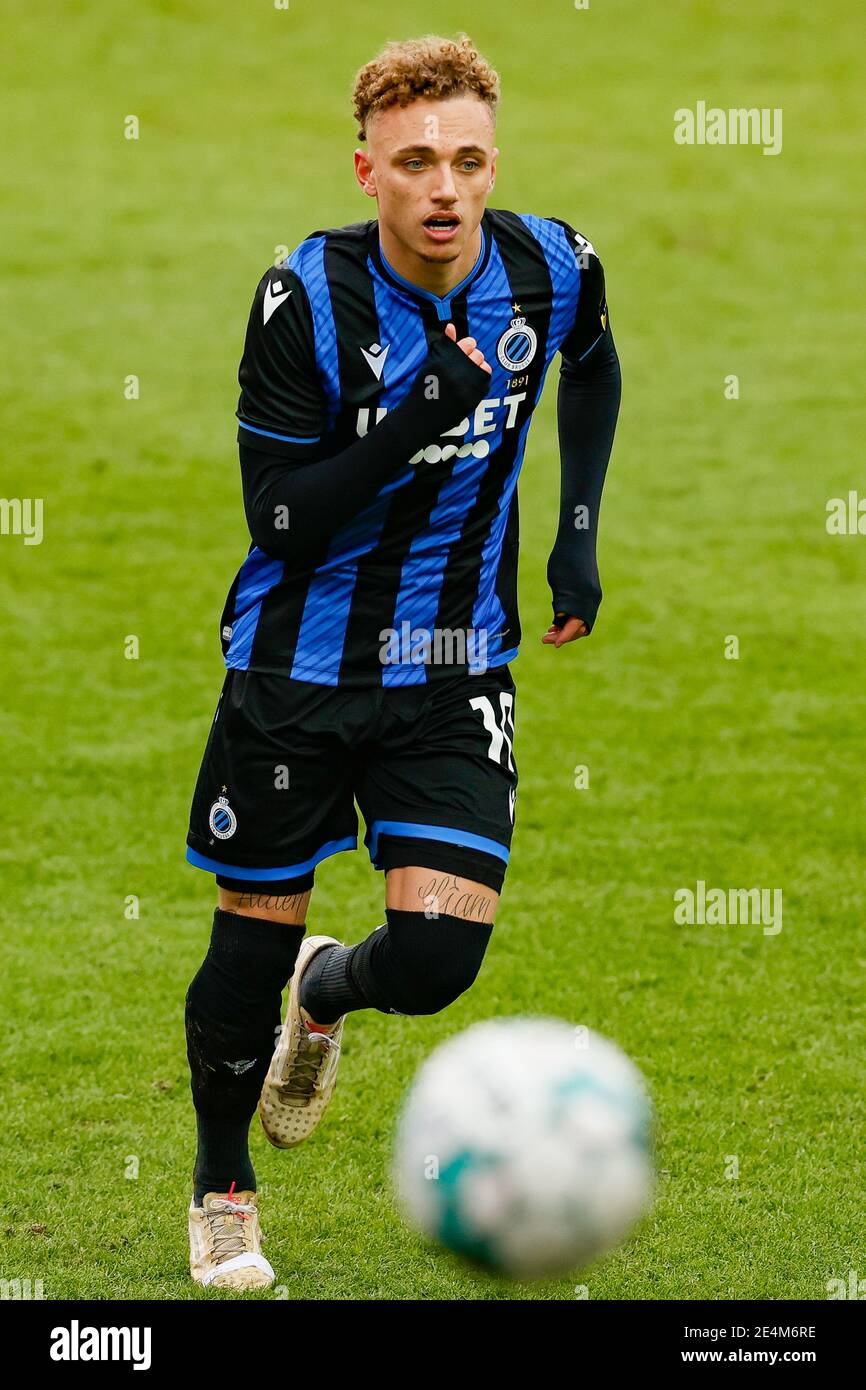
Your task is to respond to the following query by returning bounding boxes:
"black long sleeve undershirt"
[548,324,621,632]
[239,334,491,570]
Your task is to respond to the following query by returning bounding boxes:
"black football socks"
[298,937,374,1023]
[186,909,304,1204]
[300,908,493,1023]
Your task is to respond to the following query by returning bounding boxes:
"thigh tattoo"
[417,873,496,923]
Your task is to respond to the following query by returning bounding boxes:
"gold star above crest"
[511,301,522,314]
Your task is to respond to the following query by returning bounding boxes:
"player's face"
[355,95,498,273]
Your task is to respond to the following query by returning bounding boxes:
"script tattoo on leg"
[417,874,495,923]
[234,892,308,914]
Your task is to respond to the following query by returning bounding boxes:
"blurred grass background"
[0,0,864,1298]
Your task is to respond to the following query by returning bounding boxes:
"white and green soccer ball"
[392,1017,654,1279]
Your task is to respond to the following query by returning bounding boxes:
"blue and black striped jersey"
[220,207,611,687]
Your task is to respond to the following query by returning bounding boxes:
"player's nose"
[430,166,458,203]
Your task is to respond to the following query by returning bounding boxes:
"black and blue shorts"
[186,664,518,894]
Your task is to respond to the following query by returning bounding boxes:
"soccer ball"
[392,1017,654,1278]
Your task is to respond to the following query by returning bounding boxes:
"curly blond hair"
[353,34,500,141]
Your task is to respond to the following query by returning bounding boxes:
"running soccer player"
[184,34,621,1289]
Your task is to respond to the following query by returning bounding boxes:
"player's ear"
[354,148,377,197]
[488,146,499,191]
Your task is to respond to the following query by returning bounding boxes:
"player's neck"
[378,224,483,300]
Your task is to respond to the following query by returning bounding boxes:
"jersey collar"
[368,220,491,321]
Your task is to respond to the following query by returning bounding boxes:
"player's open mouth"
[422,214,461,243]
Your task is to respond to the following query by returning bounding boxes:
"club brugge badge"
[209,794,237,840]
[496,315,538,372]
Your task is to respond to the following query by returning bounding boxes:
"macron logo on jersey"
[263,279,292,325]
[361,341,390,380]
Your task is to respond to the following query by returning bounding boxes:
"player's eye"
[461,160,480,171]
[404,159,425,170]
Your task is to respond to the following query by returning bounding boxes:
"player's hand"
[541,613,588,647]
[444,321,492,374]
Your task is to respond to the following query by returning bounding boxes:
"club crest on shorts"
[496,314,538,372]
[208,794,237,840]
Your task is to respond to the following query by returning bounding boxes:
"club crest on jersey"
[496,315,538,372]
[208,795,237,840]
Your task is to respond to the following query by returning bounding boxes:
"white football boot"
[259,934,345,1148]
[188,1188,275,1291]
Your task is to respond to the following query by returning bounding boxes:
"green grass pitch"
[1,0,864,1299]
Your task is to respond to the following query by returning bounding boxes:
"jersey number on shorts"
[469,693,516,772]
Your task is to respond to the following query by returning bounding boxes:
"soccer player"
[184,34,621,1289]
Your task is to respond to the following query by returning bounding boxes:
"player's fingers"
[444,322,457,340]
[541,617,587,646]
[453,330,491,373]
